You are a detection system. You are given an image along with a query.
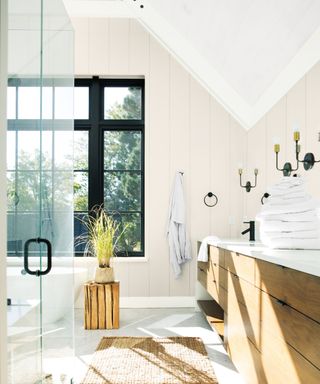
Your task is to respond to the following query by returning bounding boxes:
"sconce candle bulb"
[238,168,243,175]
[294,131,300,142]
[274,144,280,153]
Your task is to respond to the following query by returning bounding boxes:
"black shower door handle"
[24,238,52,276]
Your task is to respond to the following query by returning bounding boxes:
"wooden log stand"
[84,281,119,330]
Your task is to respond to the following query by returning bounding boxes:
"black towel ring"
[261,192,270,205]
[204,192,218,207]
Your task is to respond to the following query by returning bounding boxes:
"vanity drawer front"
[198,261,208,288]
[261,289,320,369]
[225,251,255,284]
[261,320,320,384]
[219,286,227,312]
[228,273,260,349]
[209,246,225,268]
[227,300,266,384]
[255,259,320,322]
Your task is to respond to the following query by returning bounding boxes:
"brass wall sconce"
[274,130,320,176]
[238,168,258,192]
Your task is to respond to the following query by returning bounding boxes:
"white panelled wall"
[246,62,320,224]
[72,18,247,304]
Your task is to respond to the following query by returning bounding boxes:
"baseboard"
[75,296,196,309]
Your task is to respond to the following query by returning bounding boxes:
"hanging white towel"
[167,172,191,278]
[197,236,220,262]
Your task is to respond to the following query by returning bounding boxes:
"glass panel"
[54,131,73,170]
[104,131,141,170]
[18,86,53,119]
[74,87,89,119]
[74,212,88,253]
[74,171,88,211]
[54,86,73,119]
[112,213,142,253]
[74,131,88,169]
[104,171,141,211]
[7,87,16,119]
[7,0,74,382]
[104,86,142,119]
[7,131,15,170]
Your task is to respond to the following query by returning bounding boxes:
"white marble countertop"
[205,238,320,278]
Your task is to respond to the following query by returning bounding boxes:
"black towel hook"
[204,192,218,207]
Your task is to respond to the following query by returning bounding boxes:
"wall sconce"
[273,130,300,176]
[274,128,320,176]
[238,168,258,192]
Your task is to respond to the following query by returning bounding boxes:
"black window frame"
[75,77,145,257]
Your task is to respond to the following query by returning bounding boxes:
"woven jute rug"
[80,336,218,384]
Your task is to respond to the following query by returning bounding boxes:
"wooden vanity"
[197,242,320,384]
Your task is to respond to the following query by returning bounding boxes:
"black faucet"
[241,221,255,241]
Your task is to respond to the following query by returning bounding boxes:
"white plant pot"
[94,267,114,283]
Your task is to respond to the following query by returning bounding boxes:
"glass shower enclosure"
[6,0,74,383]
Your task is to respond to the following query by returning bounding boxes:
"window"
[75,78,145,256]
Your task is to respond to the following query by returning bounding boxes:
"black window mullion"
[88,77,104,210]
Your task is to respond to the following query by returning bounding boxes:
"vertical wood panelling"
[72,18,89,75]
[169,58,190,296]
[73,18,248,298]
[286,78,306,167]
[148,36,171,296]
[109,19,129,74]
[305,62,320,196]
[229,118,247,238]
[88,18,109,74]
[246,62,320,229]
[189,77,211,295]
[265,98,287,186]
[129,19,149,75]
[246,117,267,220]
[210,99,231,237]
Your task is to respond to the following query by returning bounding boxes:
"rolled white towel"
[267,195,311,206]
[257,210,318,222]
[260,236,320,250]
[261,198,320,215]
[197,236,220,262]
[261,229,320,239]
[260,220,318,232]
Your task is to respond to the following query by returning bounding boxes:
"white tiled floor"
[74,307,245,384]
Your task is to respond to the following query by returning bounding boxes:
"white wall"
[72,18,247,302]
[0,0,8,382]
[246,61,320,224]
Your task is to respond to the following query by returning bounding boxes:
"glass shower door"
[7,0,74,383]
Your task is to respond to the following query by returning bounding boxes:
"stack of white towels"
[256,177,320,249]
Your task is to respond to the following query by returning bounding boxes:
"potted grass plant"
[78,207,126,283]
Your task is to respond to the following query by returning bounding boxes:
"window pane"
[74,87,89,119]
[104,171,141,211]
[74,212,88,253]
[104,87,142,120]
[54,87,73,119]
[18,131,40,170]
[7,87,16,119]
[54,131,73,170]
[18,86,53,119]
[74,131,88,170]
[111,213,142,253]
[104,131,141,170]
[7,172,17,210]
[74,171,88,211]
[7,131,16,170]
[15,171,40,211]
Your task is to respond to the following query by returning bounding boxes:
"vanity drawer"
[261,289,320,369]
[225,250,255,285]
[261,320,320,384]
[198,261,208,288]
[228,273,260,350]
[227,301,265,384]
[209,246,225,268]
[255,259,320,322]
